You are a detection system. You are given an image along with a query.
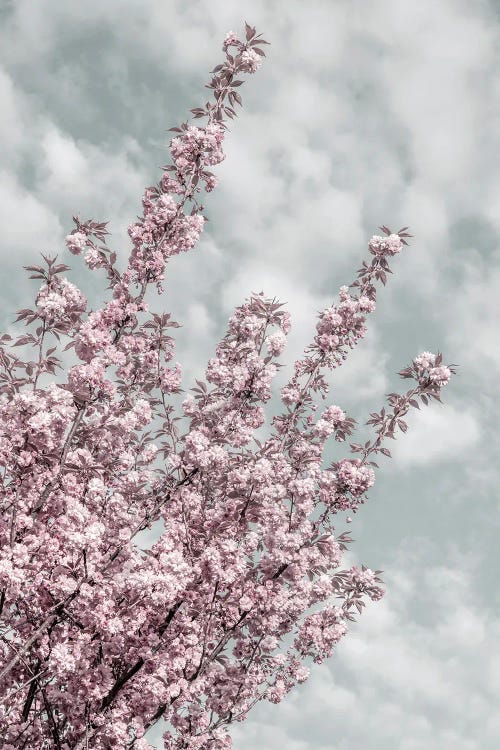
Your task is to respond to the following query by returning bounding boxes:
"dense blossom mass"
[0,23,455,750]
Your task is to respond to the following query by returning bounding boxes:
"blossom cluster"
[368,232,403,256]
[413,351,452,387]
[36,276,87,324]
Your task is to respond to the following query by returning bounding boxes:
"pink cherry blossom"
[0,25,456,750]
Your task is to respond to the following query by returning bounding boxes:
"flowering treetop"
[0,23,454,750]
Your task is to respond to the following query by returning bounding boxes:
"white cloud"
[390,402,480,466]
[36,126,147,225]
[0,170,63,258]
[0,68,29,166]
[446,258,500,374]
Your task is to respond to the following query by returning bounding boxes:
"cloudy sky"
[1,0,499,748]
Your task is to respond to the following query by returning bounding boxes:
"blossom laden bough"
[0,22,455,750]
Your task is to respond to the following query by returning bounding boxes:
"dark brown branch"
[21,660,41,722]
[100,600,182,711]
[100,657,145,711]
[41,685,62,750]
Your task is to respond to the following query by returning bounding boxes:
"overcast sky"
[1,1,499,748]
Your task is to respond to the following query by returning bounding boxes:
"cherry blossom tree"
[0,23,455,750]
